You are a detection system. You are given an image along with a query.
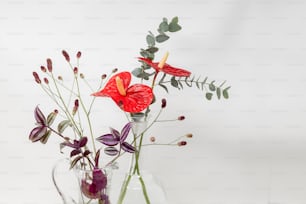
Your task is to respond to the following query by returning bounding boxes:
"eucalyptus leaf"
[146,47,159,53]
[159,83,169,93]
[205,92,213,100]
[171,76,179,88]
[209,81,216,91]
[146,34,155,46]
[223,89,229,99]
[171,16,179,24]
[169,22,182,32]
[216,87,221,99]
[159,21,169,32]
[156,34,169,43]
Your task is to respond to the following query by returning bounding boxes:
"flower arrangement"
[29,16,230,204]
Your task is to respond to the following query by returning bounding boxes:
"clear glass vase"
[52,158,115,204]
[116,114,168,204]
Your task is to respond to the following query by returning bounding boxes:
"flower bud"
[150,137,156,142]
[161,98,167,108]
[112,68,118,73]
[80,73,84,79]
[54,109,58,114]
[62,50,70,62]
[74,67,78,74]
[101,74,107,79]
[186,133,193,138]
[178,141,187,146]
[46,58,52,72]
[76,51,82,59]
[72,99,79,115]
[40,66,47,72]
[33,72,41,84]
[43,77,49,84]
[178,116,185,121]
[58,76,63,81]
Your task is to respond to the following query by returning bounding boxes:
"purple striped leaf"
[96,134,119,146]
[120,122,132,142]
[121,142,136,153]
[29,126,47,142]
[104,146,119,156]
[34,106,46,125]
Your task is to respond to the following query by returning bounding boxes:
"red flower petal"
[115,84,153,113]
[138,57,191,77]
[92,71,153,113]
[92,72,131,97]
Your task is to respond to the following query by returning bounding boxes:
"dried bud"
[43,77,49,84]
[76,51,82,59]
[58,76,63,81]
[54,109,58,114]
[178,116,185,121]
[178,141,187,146]
[161,98,167,108]
[101,74,107,79]
[80,73,84,79]
[112,68,118,73]
[62,50,70,62]
[46,58,52,72]
[72,99,79,115]
[73,67,78,74]
[150,137,156,142]
[40,66,47,72]
[33,72,41,84]
[186,133,193,138]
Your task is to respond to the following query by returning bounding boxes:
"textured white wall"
[1,0,306,204]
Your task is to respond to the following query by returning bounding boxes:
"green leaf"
[159,21,169,32]
[146,47,159,53]
[131,68,142,77]
[40,130,51,144]
[159,83,169,93]
[146,34,155,47]
[170,76,179,88]
[140,49,154,59]
[47,111,57,126]
[70,155,83,169]
[205,92,213,100]
[169,22,182,32]
[171,16,179,24]
[156,34,170,43]
[223,89,229,99]
[58,120,71,134]
[178,80,184,90]
[216,87,221,99]
[209,81,216,91]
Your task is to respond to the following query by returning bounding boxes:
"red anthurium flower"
[138,53,191,77]
[92,71,153,113]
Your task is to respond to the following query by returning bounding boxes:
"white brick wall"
[2,0,306,203]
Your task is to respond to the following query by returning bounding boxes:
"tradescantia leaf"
[40,130,51,144]
[70,155,83,169]
[57,120,71,134]
[47,111,57,126]
[104,146,119,156]
[121,142,136,153]
[34,106,46,125]
[96,134,119,146]
[29,126,48,142]
[209,81,216,91]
